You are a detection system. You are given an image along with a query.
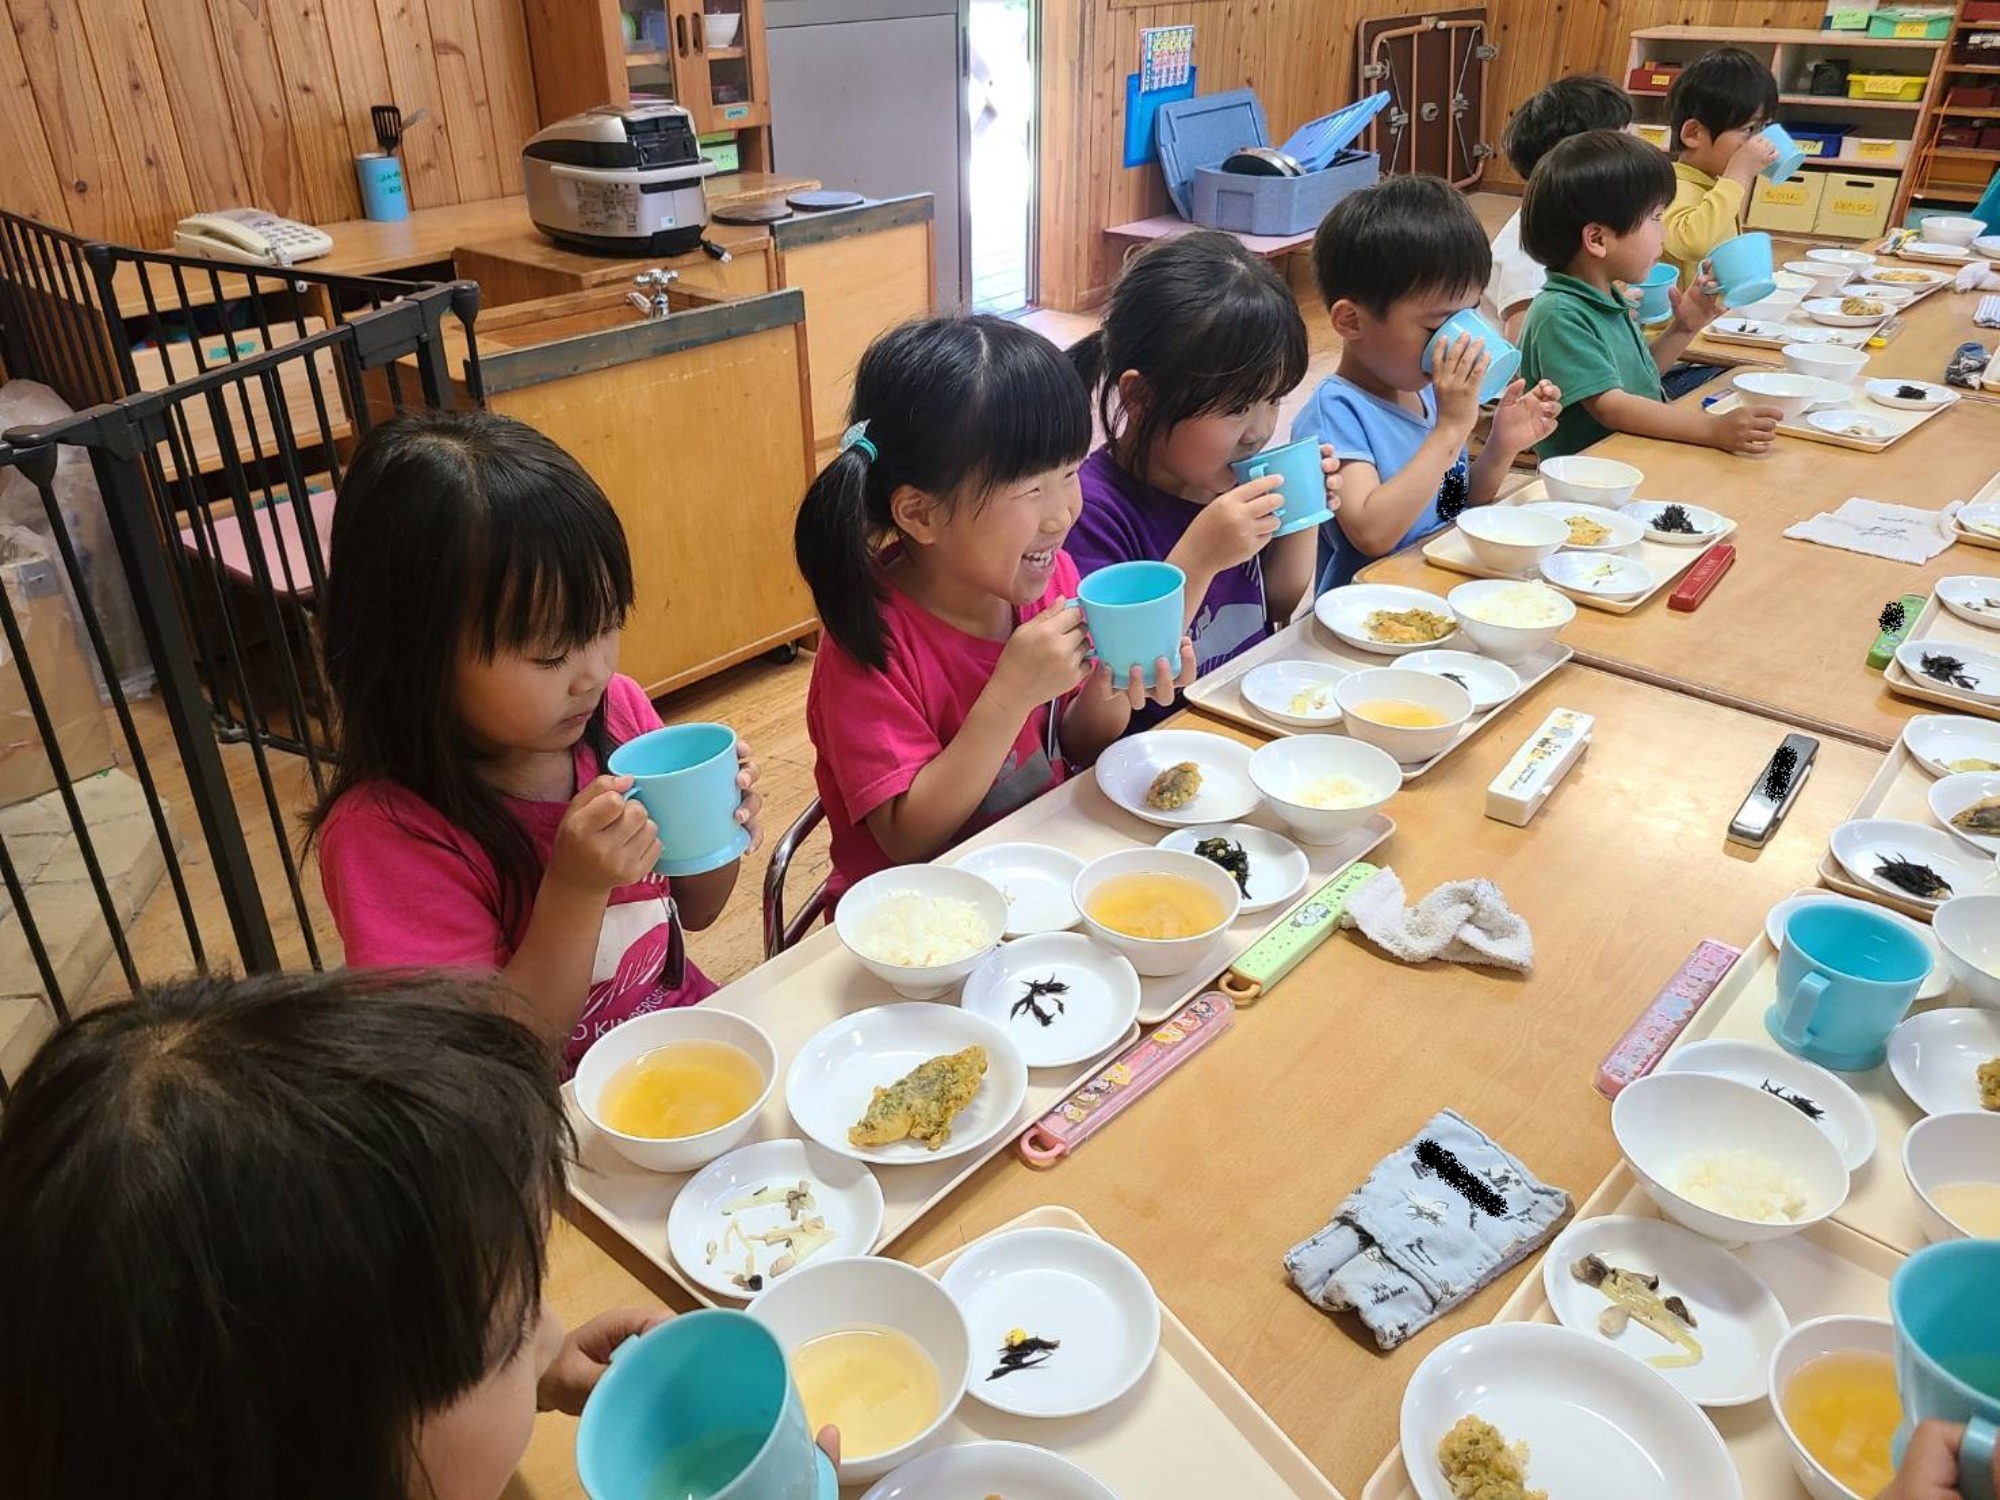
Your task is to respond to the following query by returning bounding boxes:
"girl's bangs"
[472,497,634,658]
[1167,296,1308,423]
[958,334,1093,495]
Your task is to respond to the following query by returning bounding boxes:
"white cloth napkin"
[1953,260,2000,297]
[1339,866,1533,972]
[1784,498,1964,565]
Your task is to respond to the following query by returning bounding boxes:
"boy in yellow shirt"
[1663,47,1780,286]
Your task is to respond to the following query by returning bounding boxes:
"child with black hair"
[1519,129,1781,460]
[1663,46,1781,287]
[1293,175,1562,593]
[796,315,1194,901]
[1068,231,1337,729]
[1483,75,1635,337]
[308,411,764,1078]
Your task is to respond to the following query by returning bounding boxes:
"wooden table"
[1363,398,2000,749]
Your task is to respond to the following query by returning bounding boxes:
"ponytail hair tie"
[839,420,878,463]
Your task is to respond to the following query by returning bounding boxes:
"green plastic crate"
[1867,8,1953,38]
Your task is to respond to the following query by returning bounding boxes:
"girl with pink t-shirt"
[794,315,1196,902]
[307,411,763,1074]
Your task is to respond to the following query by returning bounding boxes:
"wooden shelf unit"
[1910,0,2000,215]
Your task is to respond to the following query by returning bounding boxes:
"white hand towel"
[1784,497,1964,566]
[1339,866,1533,972]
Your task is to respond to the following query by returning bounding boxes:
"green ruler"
[1221,861,1379,1001]
[1867,594,1927,671]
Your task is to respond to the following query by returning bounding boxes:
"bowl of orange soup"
[574,1008,778,1173]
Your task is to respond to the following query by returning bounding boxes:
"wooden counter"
[452,221,777,306]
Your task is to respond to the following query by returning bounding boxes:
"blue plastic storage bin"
[1156,89,1380,237]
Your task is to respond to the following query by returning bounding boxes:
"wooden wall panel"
[268,0,365,225]
[0,9,74,230]
[11,0,138,239]
[472,0,539,195]
[144,0,258,214]
[425,0,510,201]
[207,0,308,218]
[78,0,199,249]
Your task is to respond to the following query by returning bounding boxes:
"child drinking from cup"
[1663,47,1781,290]
[1293,175,1563,593]
[795,315,1195,902]
[1066,231,1337,729]
[308,411,763,1076]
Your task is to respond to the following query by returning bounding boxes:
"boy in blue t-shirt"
[1292,176,1562,593]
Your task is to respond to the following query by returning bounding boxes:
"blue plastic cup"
[1076,560,1185,688]
[1765,903,1931,1070]
[355,153,408,223]
[606,723,749,879]
[1890,1242,2000,1500]
[1230,433,1333,538]
[1422,309,1522,405]
[1710,231,1778,308]
[1760,122,1807,184]
[1631,263,1678,325]
[577,1310,837,1500]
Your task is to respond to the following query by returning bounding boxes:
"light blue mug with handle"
[1076,560,1185,689]
[1230,433,1334,538]
[577,1309,838,1500]
[1760,122,1808,184]
[1765,903,1931,1070]
[1710,230,1778,308]
[606,723,749,879]
[1422,308,1522,405]
[1630,262,1679,326]
[1890,1241,2000,1500]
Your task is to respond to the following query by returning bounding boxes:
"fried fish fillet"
[849,1045,989,1151]
[1145,761,1203,811]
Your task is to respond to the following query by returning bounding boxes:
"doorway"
[966,0,1035,312]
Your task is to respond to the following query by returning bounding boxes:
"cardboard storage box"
[1627,62,1682,94]
[1749,172,1826,234]
[1814,174,1893,239]
[1845,136,1910,164]
[0,537,115,809]
[1157,90,1379,238]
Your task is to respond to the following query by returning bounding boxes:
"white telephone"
[173,209,334,268]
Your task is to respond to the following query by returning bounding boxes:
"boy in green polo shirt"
[1518,130,1782,461]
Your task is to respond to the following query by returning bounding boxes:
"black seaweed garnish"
[1875,853,1953,900]
[988,1332,1060,1381]
[1655,503,1697,535]
[1895,384,1927,401]
[1761,1078,1825,1120]
[1919,652,1979,691]
[1010,976,1069,1027]
[1193,835,1251,895]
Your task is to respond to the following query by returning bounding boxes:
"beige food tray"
[1955,468,2000,551]
[1815,727,1952,919]
[1696,317,1872,355]
[1417,479,1737,614]
[1359,1163,1905,1500]
[887,1205,1346,1499]
[1707,386,1952,454]
[1883,592,2000,721]
[1180,612,1571,780]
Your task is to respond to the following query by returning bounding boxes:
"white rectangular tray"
[1815,726,1947,920]
[1707,386,1952,453]
[907,1206,1348,1498]
[1359,1164,1905,1500]
[1883,592,2000,721]
[1700,315,1872,352]
[1956,468,2000,551]
[1180,612,1571,780]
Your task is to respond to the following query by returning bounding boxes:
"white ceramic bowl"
[1937,574,2000,631]
[1622,499,1729,545]
[1781,342,1869,385]
[749,1255,974,1483]
[1786,258,1851,294]
[949,842,1084,938]
[1733,369,1828,422]
[1890,1007,2000,1116]
[1803,296,1889,328]
[1456,505,1567,574]
[1977,234,2000,261]
[1662,1035,1878,1173]
[1539,454,1643,508]
[1904,1112,2000,1243]
[703,10,742,46]
[1736,288,1804,319]
[1767,1315,1897,1500]
[835,865,1008,999]
[860,1443,1117,1500]
[1539,550,1655,601]
[1073,846,1242,977]
[1934,894,2000,1006]
[1896,639,2000,703]
[1924,214,1988,247]
[1093,728,1263,828]
[1333,667,1473,766]
[1314,582,1459,656]
[1844,280,1918,305]
[1447,577,1577,662]
[958,931,1141,1068]
[1831,816,2000,908]
[1400,647,1521,710]
[1247,733,1402,843]
[1239,658,1349,727]
[572,1007,777,1174]
[1807,247,1876,271]
[1903,714,2000,779]
[1612,1072,1849,1243]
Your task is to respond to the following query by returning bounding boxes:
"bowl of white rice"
[1446,578,1576,663]
[836,865,1008,999]
[1613,1072,1849,1243]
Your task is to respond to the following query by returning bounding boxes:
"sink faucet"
[626,268,678,321]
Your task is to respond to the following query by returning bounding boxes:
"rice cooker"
[522,102,717,256]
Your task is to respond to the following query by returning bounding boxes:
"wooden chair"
[762,797,829,958]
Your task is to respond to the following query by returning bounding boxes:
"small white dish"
[1806,408,1892,443]
[1662,1036,1879,1171]
[1977,234,2000,261]
[786,1003,1029,1165]
[835,865,1009,1000]
[1092,728,1262,829]
[1523,501,1645,552]
[1240,658,1349,727]
[1930,771,2000,856]
[1712,317,1799,342]
[950,843,1084,937]
[1157,821,1310,913]
[1764,891,1951,1004]
[1542,1213,1790,1407]
[1889,1008,2000,1117]
[1072,846,1242,977]
[1768,1315,1897,1500]
[572,1007,777,1175]
[860,1443,1117,1500]
[1400,1322,1742,1500]
[1400,647,1521,711]
[1830,817,2000,908]
[1861,264,1952,290]
[1839,280,1917,305]
[1937,576,2000,632]
[1903,714,2000,779]
[1539,550,1655,600]
[1896,638,2000,704]
[1314,582,1458,656]
[1865,378,1956,412]
[1959,500,2000,543]
[959,932,1140,1069]
[1907,239,1973,260]
[940,1227,1161,1420]
[1621,499,1727,545]
[1935,894,2000,1007]
[1802,297,1890,328]
[1903,1112,2000,1243]
[1538,454,1643,508]
[1246,734,1403,842]
[666,1137,886,1301]
[1807,247,1875,270]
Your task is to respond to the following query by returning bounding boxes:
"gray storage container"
[1156,89,1379,238]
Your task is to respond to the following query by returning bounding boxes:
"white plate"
[1663,1035,1881,1170]
[1239,658,1349,727]
[1806,408,1893,442]
[665,1138,886,1301]
[1896,638,2000,704]
[1802,296,1890,328]
[1830,817,2000,908]
[1908,240,1972,260]
[785,1004,1029,1165]
[1399,648,1521,711]
[1978,235,2000,261]
[1156,822,1310,914]
[1931,771,2000,857]
[1620,500,1727,546]
[1764,891,1951,1004]
[1866,378,1957,412]
[1841,280,1918,304]
[1959,501,2000,543]
[1807,248,1876,269]
[1092,729,1261,829]
[940,1226,1161,1419]
[1540,550,1655,600]
[1400,1322,1742,1500]
[1313,582,1458,655]
[959,932,1140,1069]
[1523,501,1645,552]
[1905,714,2000,779]
[1937,576,2000,632]
[1541,1214,1790,1407]
[860,1441,1117,1500]
[1862,265,1952,289]
[1714,317,1834,344]
[951,843,1084,937]
[1889,1008,2000,1117]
